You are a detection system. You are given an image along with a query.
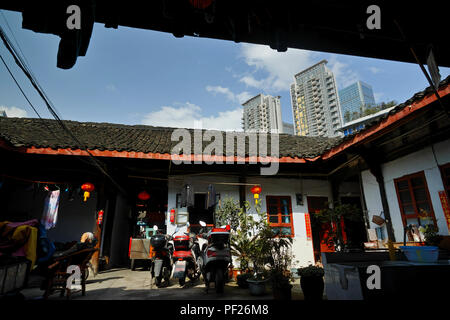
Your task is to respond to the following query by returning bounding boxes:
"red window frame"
[266,196,294,237]
[394,171,437,227]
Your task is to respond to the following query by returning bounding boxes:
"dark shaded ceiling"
[1,0,448,69]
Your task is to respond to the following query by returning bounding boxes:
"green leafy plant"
[297,265,324,277]
[420,224,442,246]
[418,209,442,246]
[215,197,241,231]
[217,199,294,286]
[310,202,362,251]
[267,234,294,289]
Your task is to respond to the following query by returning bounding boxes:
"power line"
[0,25,127,196]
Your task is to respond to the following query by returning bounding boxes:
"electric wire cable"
[0,25,126,195]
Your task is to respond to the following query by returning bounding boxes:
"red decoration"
[81,182,95,202]
[170,209,176,224]
[137,190,150,201]
[439,191,450,231]
[251,185,262,195]
[304,213,312,241]
[251,185,262,203]
[97,210,104,225]
[189,0,212,9]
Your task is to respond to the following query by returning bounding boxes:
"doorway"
[307,196,331,262]
[340,196,367,249]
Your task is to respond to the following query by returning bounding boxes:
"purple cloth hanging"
[41,190,60,230]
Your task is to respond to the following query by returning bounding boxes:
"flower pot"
[399,246,439,263]
[237,273,251,288]
[273,284,292,300]
[300,276,324,300]
[247,278,268,296]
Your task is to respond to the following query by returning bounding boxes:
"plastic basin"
[399,246,439,263]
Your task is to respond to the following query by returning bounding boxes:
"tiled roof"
[0,118,342,159]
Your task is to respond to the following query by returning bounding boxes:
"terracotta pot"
[300,276,324,300]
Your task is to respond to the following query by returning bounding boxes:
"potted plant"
[311,202,363,252]
[268,234,294,300]
[246,270,271,296]
[297,265,324,300]
[418,210,442,246]
[246,226,273,296]
[236,272,252,289]
[240,202,273,296]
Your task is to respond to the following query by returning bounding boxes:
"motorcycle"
[149,225,174,288]
[172,223,202,286]
[198,220,232,293]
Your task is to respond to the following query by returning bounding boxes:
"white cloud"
[328,57,359,89]
[236,91,254,104]
[239,43,314,92]
[369,67,382,74]
[0,106,28,118]
[205,85,253,104]
[141,102,243,131]
[105,84,117,92]
[205,86,235,102]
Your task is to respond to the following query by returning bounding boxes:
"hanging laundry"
[41,190,60,230]
[205,184,217,209]
[180,184,194,208]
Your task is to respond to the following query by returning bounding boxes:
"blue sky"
[1,9,449,131]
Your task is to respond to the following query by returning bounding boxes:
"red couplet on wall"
[304,213,312,241]
[439,191,450,232]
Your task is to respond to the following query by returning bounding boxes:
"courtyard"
[21,268,307,300]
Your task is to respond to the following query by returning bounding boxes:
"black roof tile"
[0,118,342,159]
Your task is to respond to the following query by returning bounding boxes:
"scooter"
[172,223,202,286]
[149,225,174,288]
[198,221,232,293]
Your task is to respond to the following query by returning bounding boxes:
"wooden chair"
[42,247,98,299]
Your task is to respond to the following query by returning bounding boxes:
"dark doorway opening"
[187,193,215,233]
[340,196,368,249]
[307,196,332,263]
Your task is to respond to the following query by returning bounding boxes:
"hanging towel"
[205,184,217,209]
[180,184,194,208]
[41,190,60,230]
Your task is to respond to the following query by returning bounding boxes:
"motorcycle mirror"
[199,221,206,227]
[153,225,158,231]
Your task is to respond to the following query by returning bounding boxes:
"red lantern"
[251,185,262,204]
[189,0,212,9]
[137,191,150,201]
[81,182,95,202]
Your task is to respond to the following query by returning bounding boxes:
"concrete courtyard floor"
[22,267,306,300]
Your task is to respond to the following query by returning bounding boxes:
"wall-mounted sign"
[438,191,450,234]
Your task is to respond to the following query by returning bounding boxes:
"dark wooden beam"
[359,148,396,242]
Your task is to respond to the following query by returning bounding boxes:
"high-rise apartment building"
[242,94,283,133]
[339,81,376,123]
[290,60,342,137]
